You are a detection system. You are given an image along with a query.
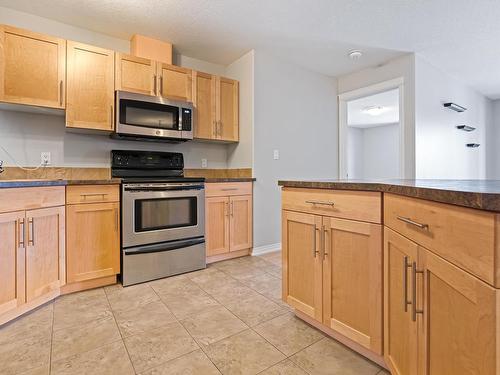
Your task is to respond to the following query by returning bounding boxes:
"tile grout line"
[148,280,225,374]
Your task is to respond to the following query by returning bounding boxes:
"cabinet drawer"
[205,182,252,197]
[282,188,382,224]
[384,193,498,286]
[66,185,119,204]
[0,186,65,213]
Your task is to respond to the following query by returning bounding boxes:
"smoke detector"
[348,50,363,60]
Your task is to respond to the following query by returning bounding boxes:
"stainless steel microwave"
[113,91,193,142]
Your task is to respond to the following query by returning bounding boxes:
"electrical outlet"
[273,149,280,160]
[201,158,208,168]
[41,152,51,166]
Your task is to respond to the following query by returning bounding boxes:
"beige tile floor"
[0,251,389,375]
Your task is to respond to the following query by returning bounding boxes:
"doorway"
[338,78,405,180]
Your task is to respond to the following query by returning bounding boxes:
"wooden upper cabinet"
[192,71,216,139]
[66,202,120,283]
[157,63,192,101]
[217,77,239,142]
[66,41,115,131]
[0,25,66,108]
[384,227,418,375]
[282,210,323,321]
[115,53,157,96]
[418,247,499,375]
[322,217,382,355]
[0,211,25,316]
[229,195,253,252]
[25,206,65,303]
[206,196,230,257]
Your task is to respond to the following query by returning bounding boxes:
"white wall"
[415,55,492,179]
[0,6,232,169]
[362,123,399,179]
[253,50,338,248]
[338,55,415,178]
[226,50,254,169]
[347,127,364,179]
[487,100,500,178]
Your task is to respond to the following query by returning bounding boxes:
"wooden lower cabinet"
[0,211,25,316]
[384,228,418,375]
[206,197,230,256]
[205,183,253,262]
[282,210,323,321]
[66,202,120,283]
[283,210,383,353]
[322,217,383,354]
[25,206,65,302]
[384,227,500,375]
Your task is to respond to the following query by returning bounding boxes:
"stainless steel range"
[112,150,206,286]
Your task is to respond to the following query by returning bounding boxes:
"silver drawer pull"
[397,216,429,230]
[305,200,335,207]
[221,188,238,191]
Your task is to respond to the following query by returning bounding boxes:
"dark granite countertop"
[0,179,121,188]
[278,179,500,211]
[205,178,256,183]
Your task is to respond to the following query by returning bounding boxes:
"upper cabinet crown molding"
[66,41,115,132]
[0,24,66,109]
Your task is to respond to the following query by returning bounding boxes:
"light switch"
[201,158,208,168]
[273,150,280,160]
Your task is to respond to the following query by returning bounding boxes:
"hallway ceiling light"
[348,50,363,60]
[362,105,390,116]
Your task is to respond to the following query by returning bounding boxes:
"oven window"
[120,99,179,130]
[134,197,197,232]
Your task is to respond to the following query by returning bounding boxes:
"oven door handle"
[124,185,205,192]
[124,237,205,256]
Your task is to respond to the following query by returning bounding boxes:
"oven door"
[122,183,205,248]
[115,91,184,139]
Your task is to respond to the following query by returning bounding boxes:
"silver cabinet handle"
[160,75,163,96]
[313,226,319,258]
[219,120,223,136]
[109,105,113,128]
[221,188,238,191]
[225,202,229,217]
[213,120,217,137]
[59,80,63,106]
[403,256,412,312]
[411,261,424,322]
[305,200,335,207]
[397,216,429,230]
[18,218,25,248]
[153,74,157,95]
[27,217,34,246]
[114,208,119,232]
[322,225,328,260]
[81,193,108,200]
[230,201,234,216]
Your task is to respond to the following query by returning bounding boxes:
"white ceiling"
[348,89,399,128]
[1,0,499,98]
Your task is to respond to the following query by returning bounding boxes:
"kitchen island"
[278,179,500,375]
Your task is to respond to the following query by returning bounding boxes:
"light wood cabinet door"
[192,71,216,139]
[66,41,114,131]
[206,197,230,256]
[0,25,65,108]
[216,76,239,141]
[384,227,418,375]
[66,202,120,283]
[157,63,192,101]
[115,53,157,96]
[0,211,25,316]
[25,206,65,302]
[282,210,323,321]
[418,247,498,375]
[322,217,382,354]
[229,195,253,252]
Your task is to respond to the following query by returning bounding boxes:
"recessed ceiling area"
[348,89,399,128]
[0,0,499,98]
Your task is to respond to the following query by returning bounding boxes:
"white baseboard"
[251,242,281,256]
